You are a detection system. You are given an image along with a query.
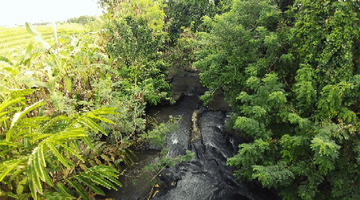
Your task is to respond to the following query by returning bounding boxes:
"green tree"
[102,0,172,105]
[164,0,216,43]
[194,0,360,199]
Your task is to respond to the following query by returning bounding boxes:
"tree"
[164,0,216,43]
[194,0,360,199]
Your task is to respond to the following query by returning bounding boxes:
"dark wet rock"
[105,71,280,200]
[172,91,184,102]
[145,144,163,151]
[151,111,281,200]
[166,129,190,157]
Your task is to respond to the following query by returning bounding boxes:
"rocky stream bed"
[102,71,281,200]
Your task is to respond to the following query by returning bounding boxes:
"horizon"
[0,0,103,27]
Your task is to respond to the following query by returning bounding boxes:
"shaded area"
[103,71,281,200]
[151,110,280,200]
[100,150,161,200]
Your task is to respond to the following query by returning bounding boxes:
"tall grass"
[0,23,85,56]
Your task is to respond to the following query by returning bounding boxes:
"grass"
[0,23,86,56]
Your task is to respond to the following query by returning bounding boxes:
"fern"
[252,161,295,188]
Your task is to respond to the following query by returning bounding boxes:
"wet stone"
[106,70,280,200]
[151,111,280,200]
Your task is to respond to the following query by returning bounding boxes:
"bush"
[0,89,121,199]
[164,0,216,43]
[194,0,360,199]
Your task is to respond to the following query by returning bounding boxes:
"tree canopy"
[194,0,360,199]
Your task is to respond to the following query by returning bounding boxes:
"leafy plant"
[194,0,360,199]
[0,88,122,199]
[101,0,173,106]
[163,0,221,44]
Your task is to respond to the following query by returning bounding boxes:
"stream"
[101,70,281,200]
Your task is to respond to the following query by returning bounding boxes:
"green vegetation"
[2,0,360,199]
[0,89,121,199]
[0,0,180,198]
[0,24,85,56]
[67,15,97,25]
[193,0,360,199]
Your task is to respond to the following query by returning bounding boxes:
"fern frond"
[46,143,71,168]
[39,115,69,133]
[8,101,46,141]
[28,162,42,198]
[80,172,115,190]
[55,182,73,197]
[75,175,106,196]
[67,179,89,200]
[58,143,84,163]
[0,97,27,113]
[78,116,106,135]
[0,158,25,182]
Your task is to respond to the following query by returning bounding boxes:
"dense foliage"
[0,89,121,199]
[4,0,360,199]
[0,0,178,198]
[164,0,216,43]
[194,0,360,199]
[66,15,97,25]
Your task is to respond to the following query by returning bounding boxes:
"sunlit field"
[0,23,85,56]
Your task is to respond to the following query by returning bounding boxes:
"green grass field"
[0,23,86,56]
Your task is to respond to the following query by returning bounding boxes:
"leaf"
[46,142,71,168]
[72,140,81,152]
[29,163,42,195]
[28,170,37,200]
[0,56,14,65]
[87,114,116,125]
[24,42,35,61]
[78,116,106,135]
[66,179,89,200]
[79,164,88,171]
[25,22,51,49]
[30,133,53,143]
[32,147,45,181]
[75,175,106,196]
[0,141,17,147]
[9,100,45,128]
[0,85,11,94]
[88,107,118,115]
[56,182,73,197]
[100,173,122,188]
[39,115,69,133]
[0,97,27,113]
[0,158,24,182]
[16,177,28,196]
[25,22,41,37]
[59,143,84,163]
[80,173,115,190]
[0,61,13,69]
[52,22,58,45]
[65,76,72,93]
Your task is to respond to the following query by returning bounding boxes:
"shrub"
[0,89,121,199]
[194,0,360,199]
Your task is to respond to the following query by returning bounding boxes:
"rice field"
[0,23,86,56]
